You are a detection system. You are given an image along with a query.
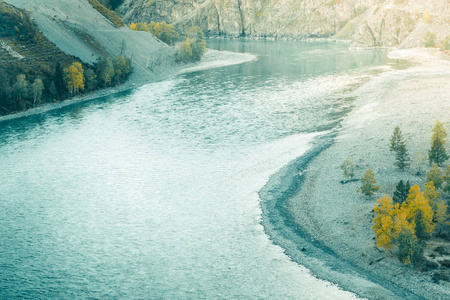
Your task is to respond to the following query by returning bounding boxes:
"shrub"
[358,169,380,196]
[443,36,450,51]
[340,157,355,181]
[176,26,206,63]
[423,31,437,48]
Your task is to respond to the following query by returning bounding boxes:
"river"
[0,39,391,299]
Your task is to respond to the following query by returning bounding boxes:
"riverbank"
[260,47,450,299]
[0,49,256,124]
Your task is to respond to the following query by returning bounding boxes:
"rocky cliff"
[118,0,450,48]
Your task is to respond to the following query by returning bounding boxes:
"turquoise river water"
[0,39,392,299]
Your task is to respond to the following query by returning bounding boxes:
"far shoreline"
[0,49,256,125]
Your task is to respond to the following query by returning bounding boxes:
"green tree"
[96,57,115,87]
[358,169,380,196]
[396,223,421,266]
[412,151,428,176]
[427,163,444,189]
[423,31,436,47]
[443,35,450,51]
[12,74,29,103]
[112,55,132,84]
[32,77,44,106]
[443,165,450,193]
[389,126,410,170]
[340,157,355,182]
[54,61,66,98]
[429,120,448,165]
[84,68,96,91]
[393,180,411,205]
[48,81,58,102]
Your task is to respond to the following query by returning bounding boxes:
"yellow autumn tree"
[65,62,85,95]
[372,196,399,250]
[424,181,448,225]
[402,185,435,240]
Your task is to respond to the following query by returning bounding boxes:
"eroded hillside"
[119,0,450,47]
[3,0,176,81]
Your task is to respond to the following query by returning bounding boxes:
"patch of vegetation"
[88,0,124,27]
[369,122,450,266]
[442,36,450,50]
[422,31,437,48]
[0,2,132,116]
[176,26,207,63]
[130,21,178,45]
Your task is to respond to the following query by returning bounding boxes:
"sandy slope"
[283,49,450,299]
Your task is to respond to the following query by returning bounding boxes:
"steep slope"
[4,0,176,82]
[119,0,450,47]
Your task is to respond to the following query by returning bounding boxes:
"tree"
[96,57,115,87]
[389,125,402,152]
[424,181,447,225]
[84,68,96,91]
[12,74,29,110]
[395,213,421,266]
[177,26,206,62]
[444,166,450,193]
[358,169,380,196]
[54,61,65,98]
[412,151,428,176]
[389,126,410,171]
[428,120,448,166]
[64,62,85,95]
[393,180,411,205]
[112,55,132,84]
[340,157,355,182]
[178,39,193,63]
[372,196,399,250]
[427,163,444,189]
[402,185,435,240]
[32,77,44,106]
[48,81,58,102]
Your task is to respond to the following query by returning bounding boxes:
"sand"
[260,48,450,299]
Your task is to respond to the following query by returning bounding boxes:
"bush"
[358,169,380,196]
[443,36,450,51]
[340,157,355,181]
[423,31,437,48]
[176,26,206,63]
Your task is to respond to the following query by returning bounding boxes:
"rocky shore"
[260,48,450,299]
